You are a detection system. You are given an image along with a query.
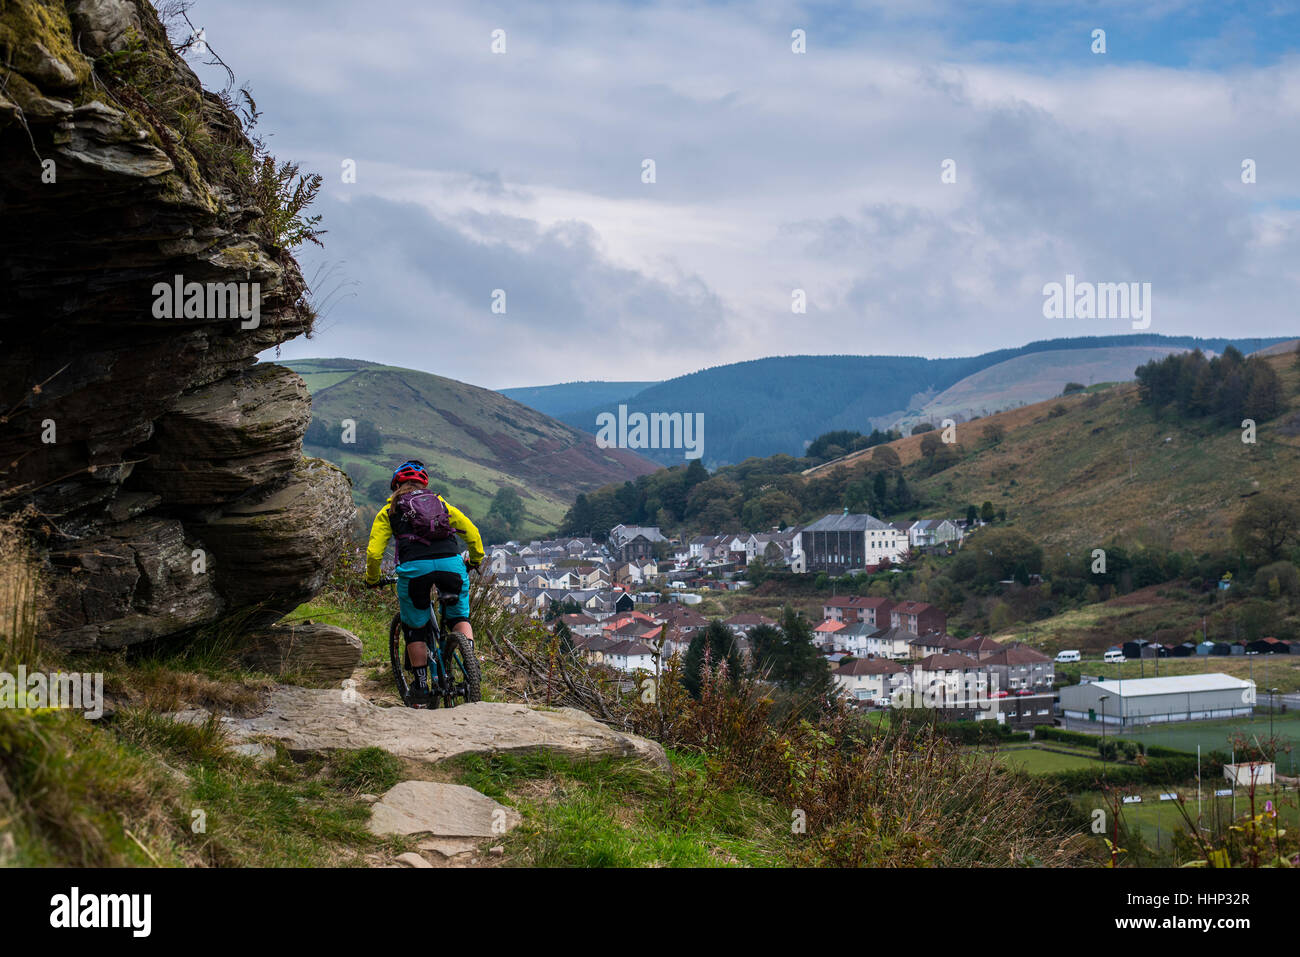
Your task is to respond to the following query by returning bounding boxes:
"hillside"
[286,359,659,539]
[529,335,1291,466]
[903,345,1193,431]
[498,381,659,419]
[808,350,1300,553]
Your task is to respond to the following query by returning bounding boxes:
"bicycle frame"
[376,575,477,708]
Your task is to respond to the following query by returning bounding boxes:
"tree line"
[1134,347,1284,424]
[560,433,930,539]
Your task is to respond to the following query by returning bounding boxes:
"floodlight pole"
[1099,693,1110,769]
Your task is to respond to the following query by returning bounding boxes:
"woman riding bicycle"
[365,460,485,705]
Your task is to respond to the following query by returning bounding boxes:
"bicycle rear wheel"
[438,632,481,707]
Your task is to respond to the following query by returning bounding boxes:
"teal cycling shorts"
[395,557,471,628]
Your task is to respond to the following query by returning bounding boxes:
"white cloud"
[163,0,1300,385]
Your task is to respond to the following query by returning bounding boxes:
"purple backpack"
[391,489,455,546]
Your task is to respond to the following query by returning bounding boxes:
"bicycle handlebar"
[370,561,482,589]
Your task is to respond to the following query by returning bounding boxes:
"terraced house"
[822,595,894,627]
[891,600,947,637]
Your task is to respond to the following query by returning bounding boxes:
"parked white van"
[1055,650,1081,663]
[1103,649,1126,663]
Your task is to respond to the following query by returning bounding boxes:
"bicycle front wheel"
[388,613,412,704]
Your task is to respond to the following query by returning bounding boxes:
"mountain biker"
[365,460,485,705]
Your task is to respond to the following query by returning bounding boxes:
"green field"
[1116,714,1300,772]
[1078,784,1300,862]
[987,744,1109,774]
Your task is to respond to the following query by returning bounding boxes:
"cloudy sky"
[179,1,1300,388]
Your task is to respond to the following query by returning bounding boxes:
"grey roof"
[838,622,884,637]
[610,525,666,544]
[604,639,655,657]
[835,658,905,676]
[1088,673,1253,697]
[803,512,894,532]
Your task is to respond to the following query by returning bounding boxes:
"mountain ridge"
[505,334,1294,466]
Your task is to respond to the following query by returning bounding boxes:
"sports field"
[1115,714,1300,772]
[1078,784,1300,860]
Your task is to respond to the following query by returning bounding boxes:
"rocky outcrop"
[132,365,314,506]
[0,0,353,649]
[47,515,223,650]
[237,619,363,681]
[189,686,670,768]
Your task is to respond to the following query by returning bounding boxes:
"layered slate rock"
[132,364,313,505]
[0,0,354,650]
[47,515,222,650]
[193,458,353,614]
[208,686,670,768]
[238,620,364,681]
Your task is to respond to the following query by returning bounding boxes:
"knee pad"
[405,622,434,646]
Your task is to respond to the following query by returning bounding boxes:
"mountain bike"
[371,576,482,709]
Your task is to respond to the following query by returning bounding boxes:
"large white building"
[795,511,907,574]
[1059,673,1256,729]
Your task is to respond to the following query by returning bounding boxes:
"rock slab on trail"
[367,781,521,838]
[215,686,668,768]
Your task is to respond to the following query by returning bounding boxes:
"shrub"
[1043,755,1211,791]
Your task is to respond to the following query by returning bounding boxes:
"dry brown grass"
[0,508,44,667]
[804,352,1300,555]
[803,387,1107,475]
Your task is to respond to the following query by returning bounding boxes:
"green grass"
[289,599,393,661]
[1076,783,1300,864]
[0,704,403,867]
[448,750,794,867]
[988,744,1110,774]
[286,357,655,539]
[297,370,359,392]
[1117,713,1300,768]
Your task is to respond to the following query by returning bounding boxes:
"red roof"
[894,601,934,615]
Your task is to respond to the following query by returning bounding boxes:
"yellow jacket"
[366,493,485,583]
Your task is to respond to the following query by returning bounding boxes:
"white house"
[893,518,964,549]
[603,639,656,673]
[833,658,907,704]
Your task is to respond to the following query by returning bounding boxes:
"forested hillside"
[498,381,659,418]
